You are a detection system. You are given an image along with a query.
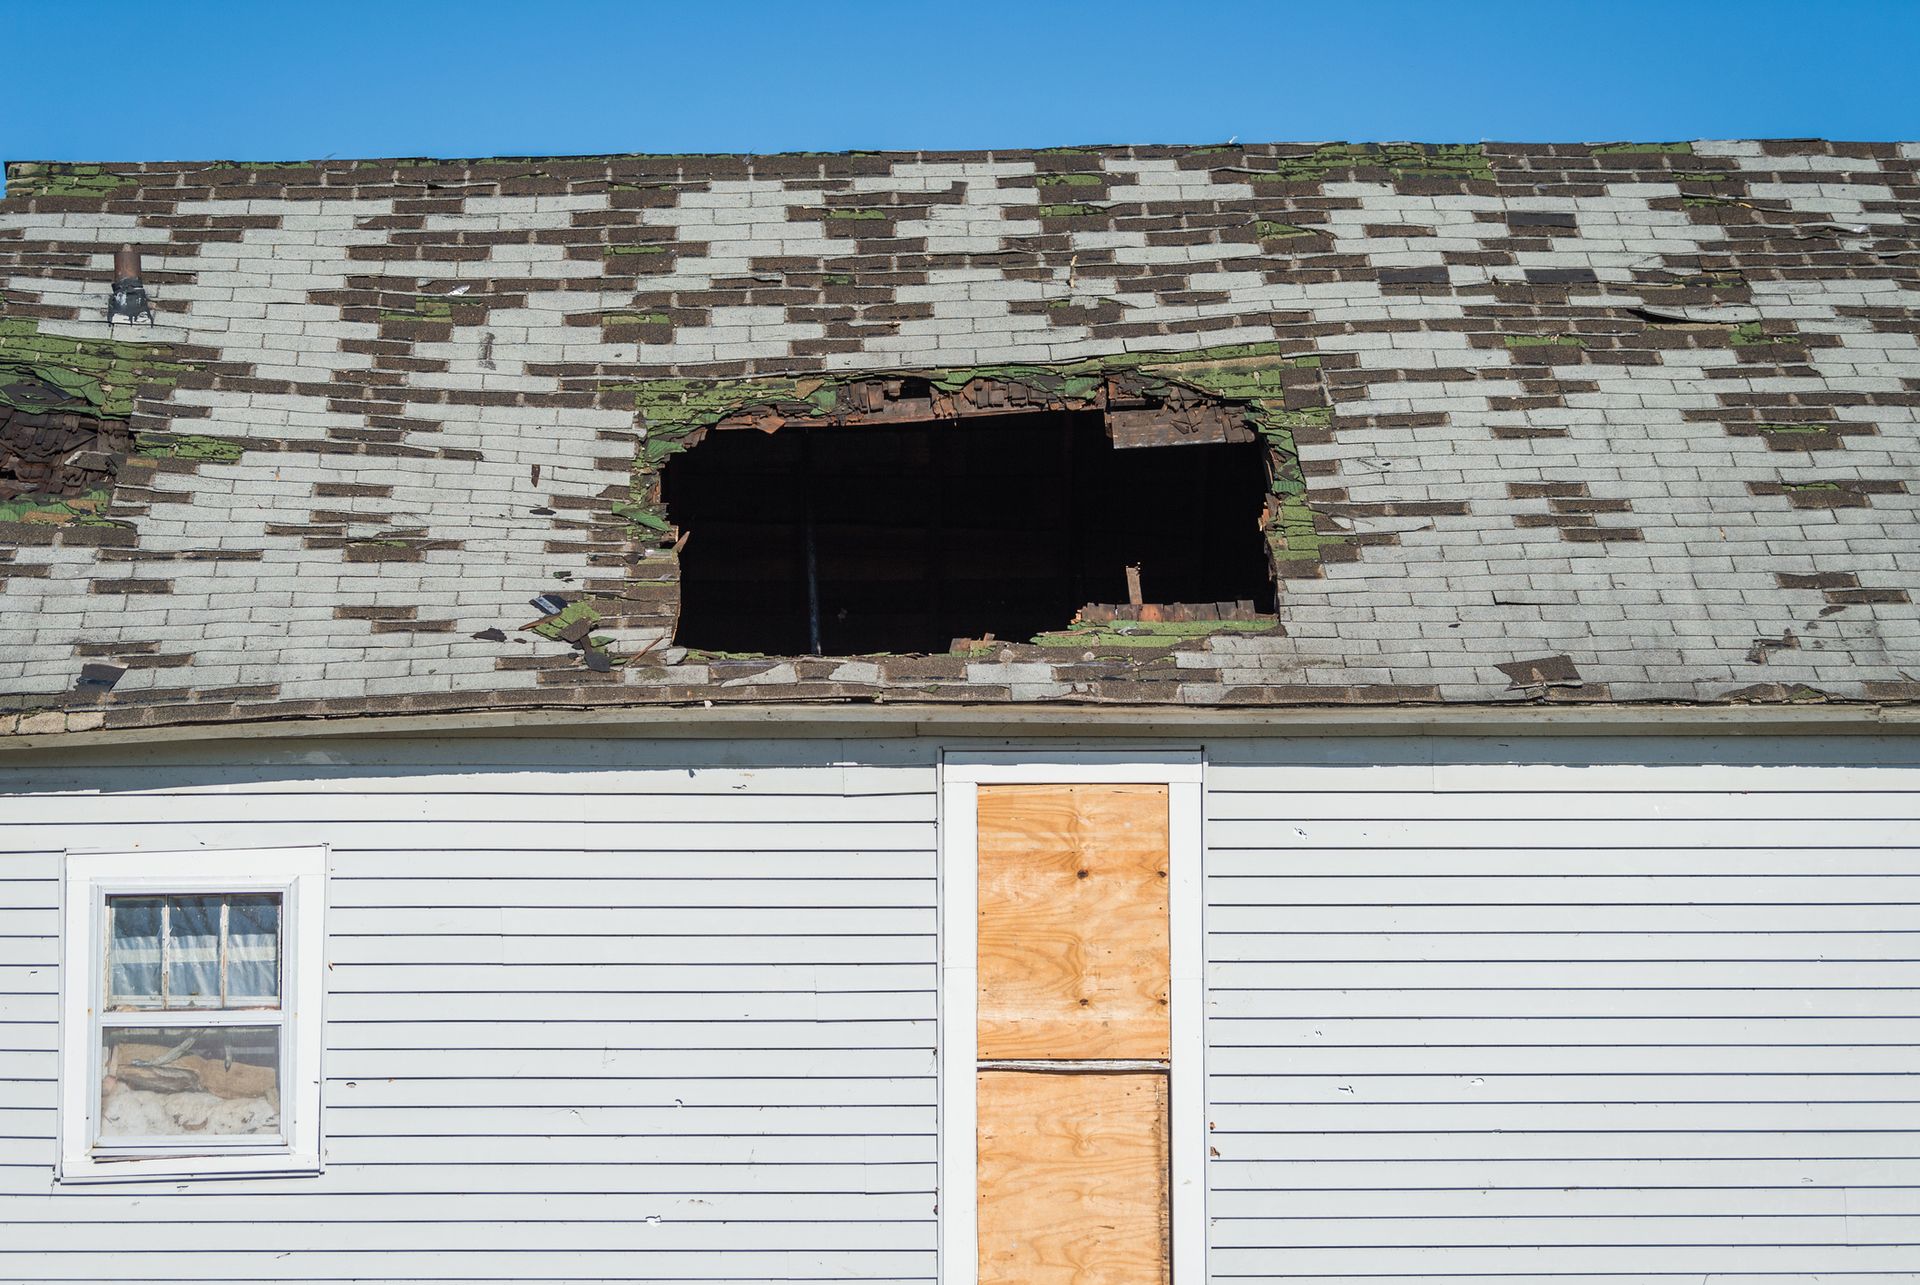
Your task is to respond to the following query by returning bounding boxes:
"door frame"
[939,749,1206,1285]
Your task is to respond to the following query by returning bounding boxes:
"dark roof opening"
[662,408,1275,656]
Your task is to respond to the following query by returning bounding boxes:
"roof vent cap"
[107,244,154,326]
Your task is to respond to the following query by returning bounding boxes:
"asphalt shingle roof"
[1,140,1917,736]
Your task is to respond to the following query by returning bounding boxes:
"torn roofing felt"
[0,138,1918,736]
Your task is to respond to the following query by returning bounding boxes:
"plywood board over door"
[941,752,1204,1285]
[975,781,1175,1285]
[976,1071,1170,1285]
[976,784,1171,1061]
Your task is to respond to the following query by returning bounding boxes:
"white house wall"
[1204,734,1920,1283]
[0,732,1916,1282]
[0,737,943,1282]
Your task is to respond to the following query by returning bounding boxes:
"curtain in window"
[226,896,280,1005]
[107,898,163,1009]
[166,896,223,1007]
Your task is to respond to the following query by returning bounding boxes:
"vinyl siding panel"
[1205,734,1920,1285]
[0,737,938,1285]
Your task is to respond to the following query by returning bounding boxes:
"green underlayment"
[1032,618,1281,654]
[529,599,603,641]
[0,318,204,526]
[6,144,1499,198]
[0,163,137,199]
[1250,143,1494,183]
[609,342,1334,546]
[1590,141,1695,155]
[0,318,191,420]
[0,484,116,526]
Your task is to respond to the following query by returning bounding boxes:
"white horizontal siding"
[0,737,938,1284]
[1205,734,1920,1284]
[5,730,1920,1285]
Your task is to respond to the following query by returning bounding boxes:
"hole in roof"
[661,408,1275,656]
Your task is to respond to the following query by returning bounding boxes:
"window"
[59,847,325,1181]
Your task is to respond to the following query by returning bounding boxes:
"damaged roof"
[1,139,1918,737]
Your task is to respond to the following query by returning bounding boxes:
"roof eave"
[0,699,1915,759]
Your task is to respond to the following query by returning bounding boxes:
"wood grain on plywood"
[977,1070,1170,1285]
[977,784,1170,1060]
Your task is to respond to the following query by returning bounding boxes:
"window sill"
[57,1149,321,1185]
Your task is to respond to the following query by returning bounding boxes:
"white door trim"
[939,750,1205,1285]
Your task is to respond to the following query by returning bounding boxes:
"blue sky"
[4,0,1918,166]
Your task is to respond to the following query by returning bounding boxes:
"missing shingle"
[1745,630,1799,665]
[1495,655,1583,691]
[75,663,125,691]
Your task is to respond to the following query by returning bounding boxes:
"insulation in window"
[99,1026,281,1138]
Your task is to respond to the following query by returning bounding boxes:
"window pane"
[105,892,285,1013]
[166,896,223,1008]
[106,897,163,1009]
[99,1026,281,1139]
[226,895,281,1006]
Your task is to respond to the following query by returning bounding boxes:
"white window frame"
[939,751,1205,1285]
[58,846,326,1183]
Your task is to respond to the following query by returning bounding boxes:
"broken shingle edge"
[584,341,1336,667]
